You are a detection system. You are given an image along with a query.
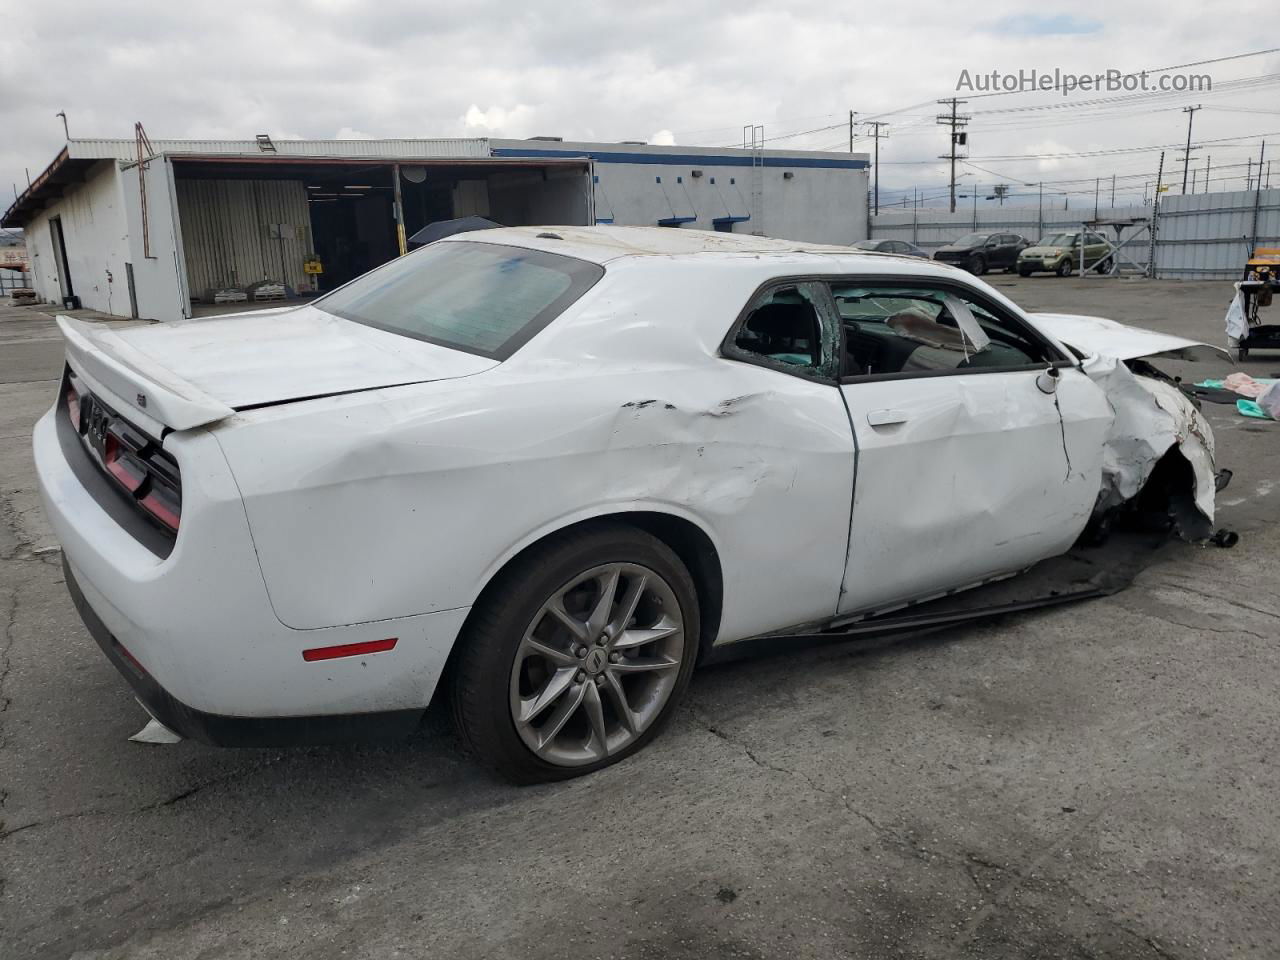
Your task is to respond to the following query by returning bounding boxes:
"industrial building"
[2,135,869,322]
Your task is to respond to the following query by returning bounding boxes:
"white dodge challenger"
[34,226,1223,782]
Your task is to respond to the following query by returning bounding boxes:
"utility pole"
[1268,159,1273,189]
[864,120,888,215]
[1248,159,1253,191]
[1038,182,1044,238]
[1110,173,1116,207]
[937,98,969,213]
[1149,150,1165,278]
[1094,177,1100,219]
[1181,104,1201,194]
[849,110,855,153]
[1250,142,1267,257]
[1205,155,1211,193]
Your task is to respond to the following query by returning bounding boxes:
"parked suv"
[1017,232,1112,277]
[932,233,1031,275]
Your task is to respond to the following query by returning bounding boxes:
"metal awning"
[2,148,102,228]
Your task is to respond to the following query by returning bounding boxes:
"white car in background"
[34,227,1223,783]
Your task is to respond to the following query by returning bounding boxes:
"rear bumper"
[34,406,472,728]
[64,558,423,746]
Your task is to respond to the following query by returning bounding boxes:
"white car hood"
[1030,312,1229,363]
[64,305,496,424]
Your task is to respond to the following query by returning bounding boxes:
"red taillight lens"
[103,434,146,493]
[65,385,81,430]
[140,488,181,531]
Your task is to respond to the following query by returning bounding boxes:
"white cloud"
[1,1,1275,210]
[460,104,536,136]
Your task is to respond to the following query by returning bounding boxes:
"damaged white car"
[33,226,1227,783]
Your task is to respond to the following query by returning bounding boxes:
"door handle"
[867,408,910,427]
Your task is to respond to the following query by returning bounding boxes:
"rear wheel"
[1017,266,1033,277]
[451,524,699,783]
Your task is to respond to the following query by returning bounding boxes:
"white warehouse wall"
[23,161,131,315]
[490,141,869,245]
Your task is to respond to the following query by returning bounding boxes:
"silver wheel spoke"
[603,672,638,734]
[582,682,609,756]
[547,599,589,641]
[611,654,679,674]
[611,573,648,633]
[536,680,587,748]
[521,636,578,667]
[613,618,680,650]
[518,665,578,723]
[585,568,620,637]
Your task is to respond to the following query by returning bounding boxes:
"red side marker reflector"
[302,637,398,662]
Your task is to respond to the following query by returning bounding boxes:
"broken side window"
[831,282,1050,378]
[731,285,827,373]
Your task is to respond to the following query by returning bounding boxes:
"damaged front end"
[1031,312,1234,546]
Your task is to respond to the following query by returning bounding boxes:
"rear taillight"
[63,368,182,535]
[65,383,81,430]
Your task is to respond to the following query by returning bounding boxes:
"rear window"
[316,240,604,359]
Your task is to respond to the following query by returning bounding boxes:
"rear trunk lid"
[58,305,498,430]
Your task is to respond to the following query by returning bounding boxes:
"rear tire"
[1017,266,1033,277]
[451,523,699,784]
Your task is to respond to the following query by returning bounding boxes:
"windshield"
[316,241,604,359]
[953,233,988,247]
[1040,233,1076,247]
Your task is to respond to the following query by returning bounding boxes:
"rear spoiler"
[56,315,235,431]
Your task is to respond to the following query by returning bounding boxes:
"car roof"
[438,224,871,266]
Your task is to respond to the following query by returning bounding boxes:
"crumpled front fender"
[1082,354,1217,535]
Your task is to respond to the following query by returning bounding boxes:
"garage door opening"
[170,156,593,317]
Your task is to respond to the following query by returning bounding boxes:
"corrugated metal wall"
[871,204,1152,260]
[1150,190,1280,279]
[871,191,1280,280]
[176,179,312,298]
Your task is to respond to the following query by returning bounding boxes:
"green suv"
[1017,232,1112,277]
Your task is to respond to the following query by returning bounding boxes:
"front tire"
[1056,258,1074,277]
[451,523,699,784]
[967,254,987,275]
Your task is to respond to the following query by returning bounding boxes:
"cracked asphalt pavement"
[2,278,1279,959]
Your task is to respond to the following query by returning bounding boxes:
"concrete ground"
[1,278,1278,959]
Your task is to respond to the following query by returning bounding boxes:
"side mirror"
[1036,366,1060,395]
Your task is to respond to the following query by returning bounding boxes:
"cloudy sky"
[2,0,1277,218]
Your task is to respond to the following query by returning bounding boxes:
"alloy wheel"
[508,562,685,767]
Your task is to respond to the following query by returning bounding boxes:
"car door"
[990,235,1012,268]
[828,276,1113,616]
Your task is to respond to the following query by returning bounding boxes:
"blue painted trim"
[713,215,751,223]
[658,216,697,225]
[492,147,869,170]
[594,218,614,224]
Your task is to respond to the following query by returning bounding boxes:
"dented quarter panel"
[212,258,857,639]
